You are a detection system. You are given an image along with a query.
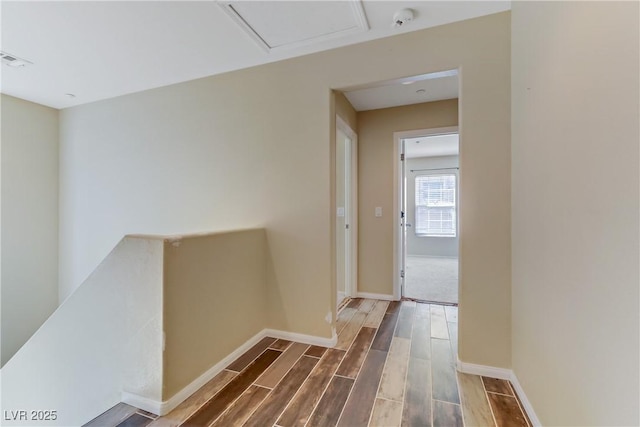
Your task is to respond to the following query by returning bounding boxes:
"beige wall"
[511,2,639,425]
[335,91,357,131]
[163,229,268,399]
[60,12,511,367]
[358,89,510,369]
[1,94,59,366]
[358,100,459,295]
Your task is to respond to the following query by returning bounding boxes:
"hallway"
[87,299,530,427]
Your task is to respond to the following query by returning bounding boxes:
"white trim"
[123,329,267,415]
[336,116,357,146]
[392,134,403,301]
[394,126,460,141]
[336,115,358,300]
[456,359,542,427]
[456,358,511,380]
[355,292,396,301]
[121,392,163,416]
[393,126,459,300]
[263,329,337,348]
[349,130,358,299]
[406,254,458,259]
[510,372,542,427]
[337,291,346,306]
[123,328,337,416]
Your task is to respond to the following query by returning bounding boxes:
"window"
[415,174,456,237]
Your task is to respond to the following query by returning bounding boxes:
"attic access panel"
[219,1,369,51]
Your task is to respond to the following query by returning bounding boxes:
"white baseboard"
[121,392,164,416]
[510,372,542,427]
[457,358,511,379]
[407,254,458,259]
[263,329,337,348]
[123,328,336,416]
[123,329,266,415]
[355,292,396,301]
[456,359,541,427]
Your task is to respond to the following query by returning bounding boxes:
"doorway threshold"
[401,296,458,307]
[337,297,352,313]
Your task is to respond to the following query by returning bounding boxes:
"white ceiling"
[0,1,510,109]
[405,133,459,158]
[343,70,458,111]
[219,1,369,50]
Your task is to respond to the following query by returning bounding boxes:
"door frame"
[392,126,459,300]
[336,115,358,301]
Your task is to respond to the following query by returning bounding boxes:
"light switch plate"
[375,207,382,217]
[337,207,345,217]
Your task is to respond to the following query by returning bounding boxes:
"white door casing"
[393,126,459,299]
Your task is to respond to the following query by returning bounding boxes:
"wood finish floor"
[86,299,531,427]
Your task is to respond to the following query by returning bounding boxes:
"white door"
[336,118,357,307]
[400,138,407,297]
[394,127,459,300]
[336,128,349,306]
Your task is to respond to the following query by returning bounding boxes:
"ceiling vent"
[1,51,33,68]
[218,1,369,52]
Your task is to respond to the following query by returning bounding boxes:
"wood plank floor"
[87,299,532,427]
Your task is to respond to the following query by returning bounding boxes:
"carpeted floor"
[404,256,458,304]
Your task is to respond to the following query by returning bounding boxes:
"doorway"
[336,116,358,307]
[394,127,459,304]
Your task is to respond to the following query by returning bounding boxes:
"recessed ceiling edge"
[216,0,369,53]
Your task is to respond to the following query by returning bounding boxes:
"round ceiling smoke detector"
[393,8,415,28]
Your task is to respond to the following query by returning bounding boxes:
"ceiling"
[343,69,458,111]
[405,133,459,158]
[0,1,510,109]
